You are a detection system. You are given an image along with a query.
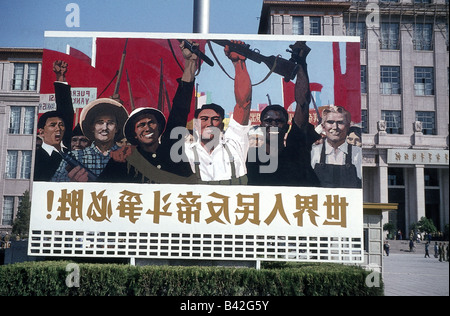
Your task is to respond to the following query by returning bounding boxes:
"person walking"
[434,242,439,258]
[442,243,448,262]
[424,242,430,258]
[409,239,415,252]
[445,244,449,262]
[438,242,443,262]
[384,241,390,256]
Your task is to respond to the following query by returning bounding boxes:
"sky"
[0,0,264,48]
[1,0,356,117]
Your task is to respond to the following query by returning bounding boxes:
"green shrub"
[0,261,383,296]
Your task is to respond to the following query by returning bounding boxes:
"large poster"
[30,32,363,263]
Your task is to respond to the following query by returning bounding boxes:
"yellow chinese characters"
[47,189,350,229]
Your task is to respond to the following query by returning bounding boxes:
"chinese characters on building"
[389,149,449,165]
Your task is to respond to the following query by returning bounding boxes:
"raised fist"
[225,40,247,63]
[53,60,68,82]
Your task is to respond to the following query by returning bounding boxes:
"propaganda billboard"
[30,32,363,264]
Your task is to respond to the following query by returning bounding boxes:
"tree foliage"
[12,190,31,238]
[412,216,437,234]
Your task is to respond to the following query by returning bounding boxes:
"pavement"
[382,240,449,296]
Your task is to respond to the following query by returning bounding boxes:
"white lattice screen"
[29,183,364,264]
[29,230,363,263]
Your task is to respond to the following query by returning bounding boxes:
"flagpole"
[193,0,210,34]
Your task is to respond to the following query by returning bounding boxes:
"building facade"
[258,0,449,237]
[0,48,42,235]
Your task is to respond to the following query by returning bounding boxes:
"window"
[346,22,367,49]
[9,106,21,134]
[20,151,32,179]
[2,197,15,226]
[424,168,439,187]
[8,106,35,134]
[414,67,434,96]
[361,109,368,134]
[416,111,436,135]
[5,150,32,179]
[388,168,405,186]
[310,17,321,35]
[361,65,367,94]
[380,23,400,50]
[414,0,431,3]
[293,16,304,35]
[28,63,38,90]
[382,110,402,134]
[5,151,18,179]
[12,63,39,91]
[12,64,24,90]
[380,66,401,95]
[414,23,433,51]
[23,107,36,134]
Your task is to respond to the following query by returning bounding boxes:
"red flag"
[282,79,295,110]
[332,42,361,124]
[282,80,323,109]
[69,47,92,66]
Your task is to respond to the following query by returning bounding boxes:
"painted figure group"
[34,40,362,188]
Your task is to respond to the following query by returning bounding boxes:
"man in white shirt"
[311,105,362,188]
[185,41,252,184]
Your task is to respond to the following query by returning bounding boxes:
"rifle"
[178,39,214,67]
[126,69,135,111]
[211,40,300,82]
[59,151,98,181]
[111,39,128,102]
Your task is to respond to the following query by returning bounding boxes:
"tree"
[12,190,31,238]
[414,216,437,235]
[383,222,396,239]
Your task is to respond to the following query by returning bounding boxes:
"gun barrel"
[178,40,214,67]
[266,56,300,82]
[114,39,128,95]
[211,40,299,82]
[59,151,98,181]
[211,40,262,64]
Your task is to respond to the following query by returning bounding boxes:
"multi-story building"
[258,0,449,237]
[0,48,42,235]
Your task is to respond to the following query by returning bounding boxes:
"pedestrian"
[434,242,439,258]
[384,241,390,256]
[438,242,443,262]
[3,233,10,249]
[445,244,448,262]
[424,241,430,258]
[409,239,415,252]
[443,243,447,262]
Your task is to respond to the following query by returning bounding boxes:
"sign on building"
[30,32,363,264]
[387,149,449,166]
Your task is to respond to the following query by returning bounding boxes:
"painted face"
[134,114,161,147]
[71,135,90,150]
[347,132,361,147]
[39,116,65,149]
[261,110,288,143]
[261,110,287,129]
[92,115,117,144]
[323,112,350,146]
[115,137,129,148]
[196,109,223,142]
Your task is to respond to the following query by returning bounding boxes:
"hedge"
[0,261,383,296]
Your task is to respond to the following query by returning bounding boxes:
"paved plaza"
[382,241,449,296]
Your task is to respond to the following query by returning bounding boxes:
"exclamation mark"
[47,190,54,219]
